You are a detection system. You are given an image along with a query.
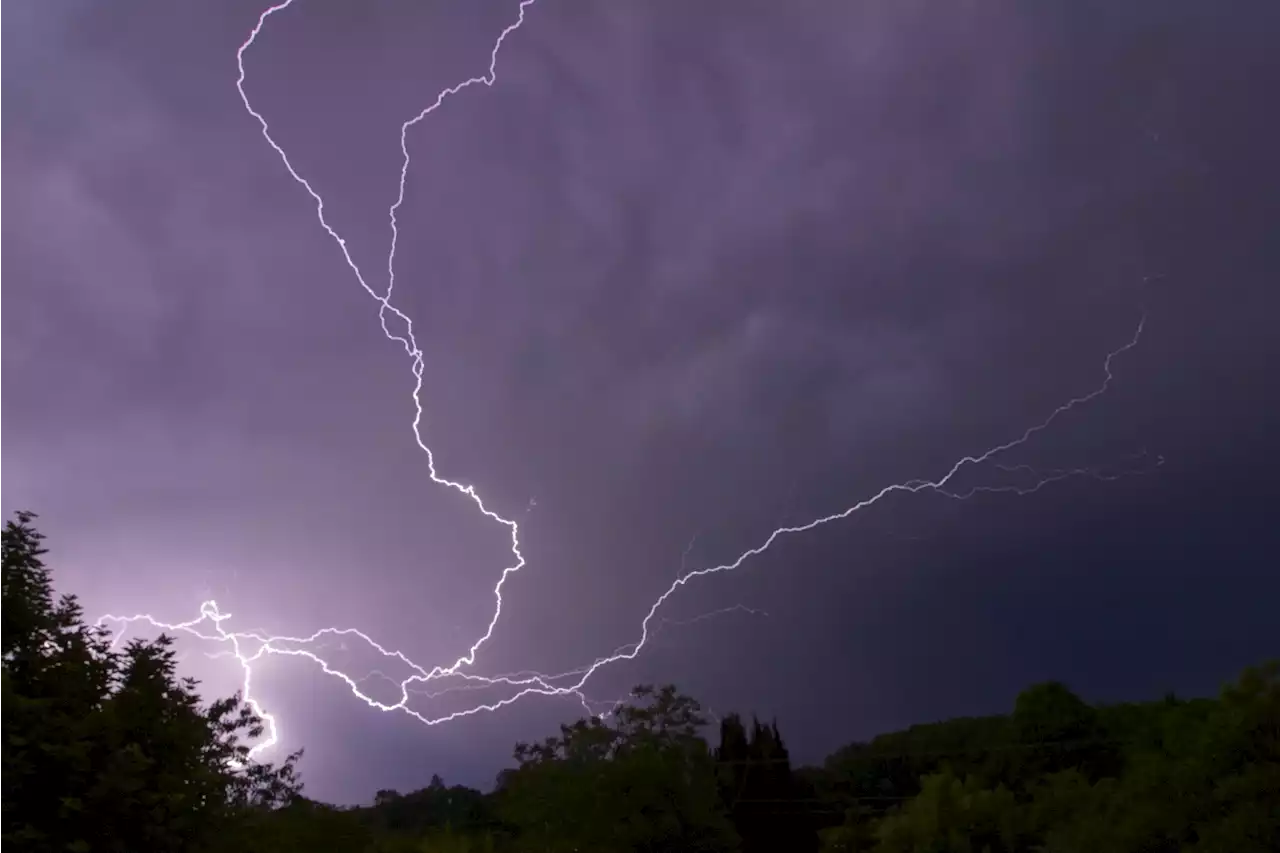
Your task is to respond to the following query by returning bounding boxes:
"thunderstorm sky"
[3,0,1279,804]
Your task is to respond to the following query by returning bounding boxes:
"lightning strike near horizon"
[98,0,1157,762]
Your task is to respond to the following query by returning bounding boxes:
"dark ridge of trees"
[369,774,499,837]
[4,511,1278,852]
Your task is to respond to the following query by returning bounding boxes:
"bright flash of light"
[97,0,1157,762]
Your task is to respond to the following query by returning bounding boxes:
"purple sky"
[4,0,1279,804]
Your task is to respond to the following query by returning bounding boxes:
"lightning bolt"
[98,0,1157,764]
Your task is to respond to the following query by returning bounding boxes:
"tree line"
[4,511,1277,851]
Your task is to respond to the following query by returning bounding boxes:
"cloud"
[420,0,1042,456]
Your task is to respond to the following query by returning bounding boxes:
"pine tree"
[714,712,818,853]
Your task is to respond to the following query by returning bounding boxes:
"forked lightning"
[99,0,1154,760]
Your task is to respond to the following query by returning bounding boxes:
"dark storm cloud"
[413,1,1038,436]
[5,0,1279,803]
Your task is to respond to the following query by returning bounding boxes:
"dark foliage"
[2,512,303,853]
[715,713,819,852]
[495,684,739,852]
[809,668,1280,852]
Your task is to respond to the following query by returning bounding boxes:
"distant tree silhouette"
[498,684,738,852]
[716,712,819,853]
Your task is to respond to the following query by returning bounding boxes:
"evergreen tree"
[715,712,819,853]
[1,511,302,853]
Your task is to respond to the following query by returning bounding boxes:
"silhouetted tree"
[369,776,499,838]
[499,684,738,852]
[1,511,302,853]
[716,712,819,853]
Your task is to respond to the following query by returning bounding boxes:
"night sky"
[4,0,1279,805]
